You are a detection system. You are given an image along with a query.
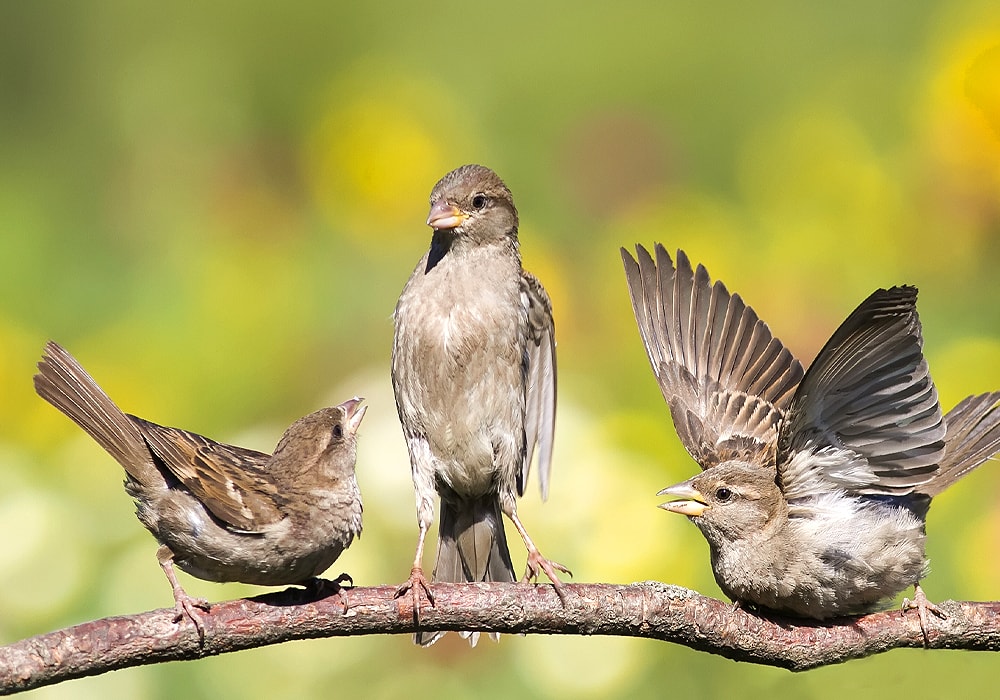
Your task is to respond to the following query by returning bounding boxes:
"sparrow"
[621,244,1000,636]
[34,341,366,637]
[392,164,567,645]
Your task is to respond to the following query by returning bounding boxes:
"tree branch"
[2,581,999,694]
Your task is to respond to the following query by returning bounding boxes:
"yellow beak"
[657,482,710,517]
[426,201,468,230]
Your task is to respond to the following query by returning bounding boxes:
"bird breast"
[394,247,526,496]
[711,493,928,618]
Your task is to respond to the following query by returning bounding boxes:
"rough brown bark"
[1,582,999,695]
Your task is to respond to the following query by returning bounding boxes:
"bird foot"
[395,566,435,619]
[306,573,354,614]
[902,585,946,645]
[171,590,211,642]
[522,550,573,603]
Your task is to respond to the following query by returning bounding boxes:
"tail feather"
[433,496,515,583]
[34,341,159,485]
[924,392,1000,497]
[415,496,514,646]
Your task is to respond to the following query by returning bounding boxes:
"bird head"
[426,164,519,245]
[658,462,784,545]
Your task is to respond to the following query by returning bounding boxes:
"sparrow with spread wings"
[622,244,1000,637]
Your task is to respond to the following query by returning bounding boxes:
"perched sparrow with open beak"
[622,244,1000,636]
[34,341,365,638]
[392,164,566,645]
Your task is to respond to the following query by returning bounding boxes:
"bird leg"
[902,583,947,646]
[394,523,435,619]
[156,545,210,642]
[507,511,571,603]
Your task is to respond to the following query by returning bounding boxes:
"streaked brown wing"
[777,286,945,500]
[520,270,557,500]
[132,417,284,531]
[622,244,803,469]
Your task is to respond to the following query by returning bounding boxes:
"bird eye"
[471,194,488,210]
[715,487,733,502]
[332,424,344,440]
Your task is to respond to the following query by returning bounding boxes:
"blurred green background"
[2,1,1000,697]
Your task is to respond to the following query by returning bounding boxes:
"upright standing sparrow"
[392,164,566,644]
[622,244,1000,635]
[34,341,366,637]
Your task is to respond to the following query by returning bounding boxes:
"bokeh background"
[2,1,1000,698]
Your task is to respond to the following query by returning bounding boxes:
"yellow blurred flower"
[303,63,480,246]
[916,28,1000,256]
[965,41,1000,141]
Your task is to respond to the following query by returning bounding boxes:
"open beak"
[657,481,710,517]
[339,397,367,435]
[426,200,468,230]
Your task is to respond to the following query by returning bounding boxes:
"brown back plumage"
[34,341,283,532]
